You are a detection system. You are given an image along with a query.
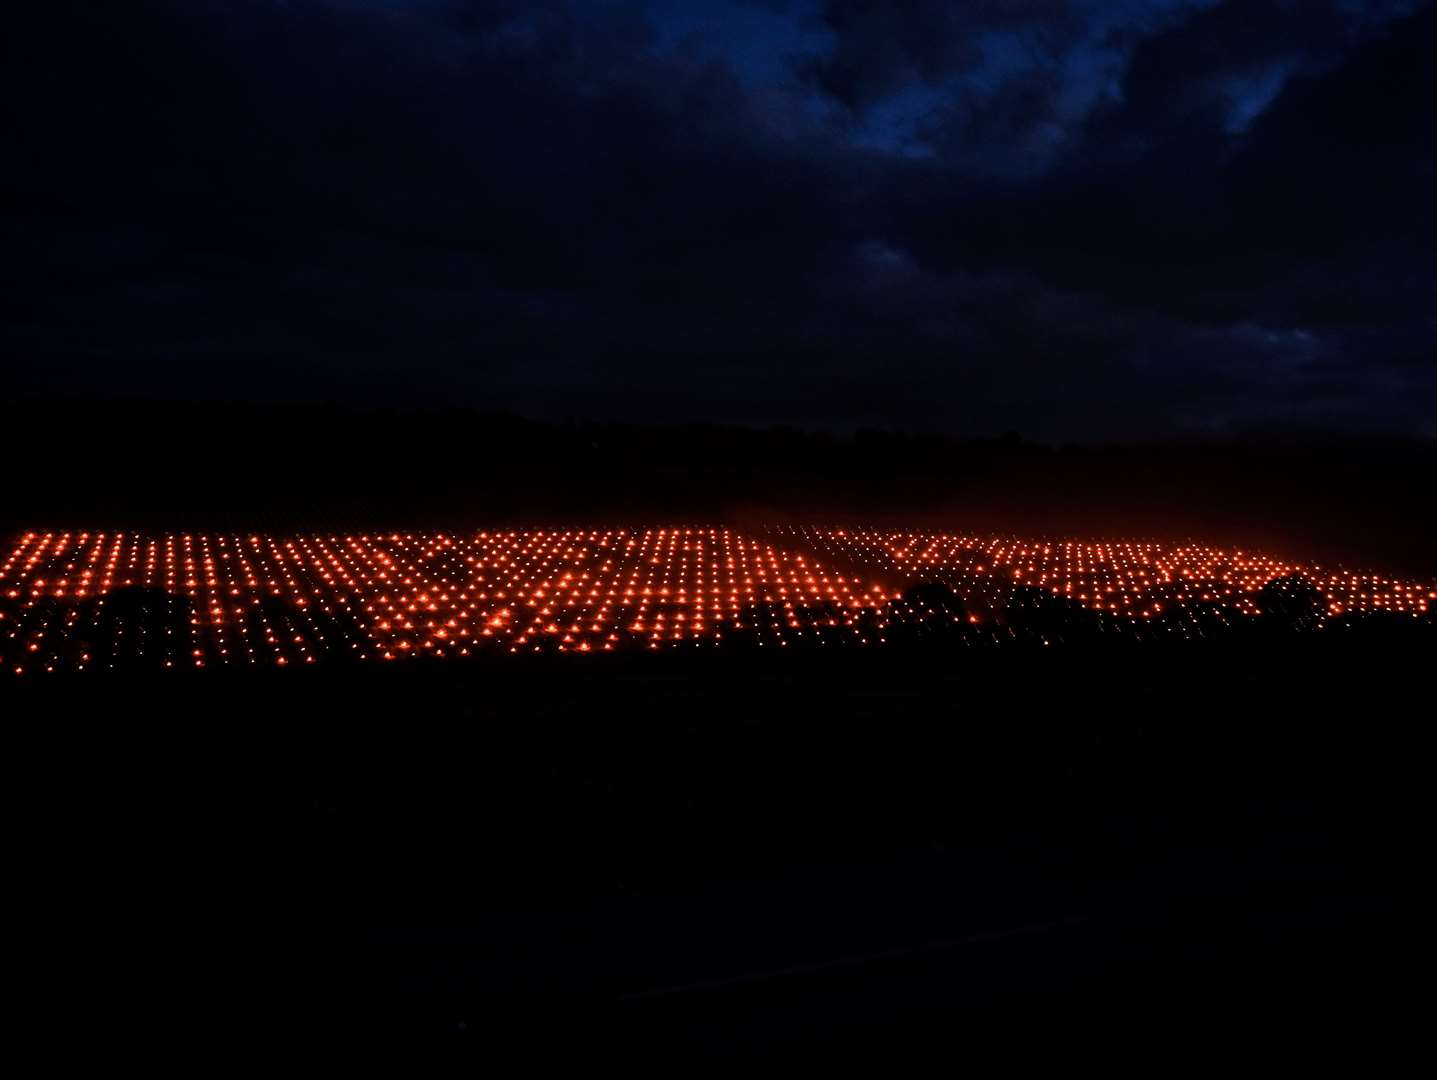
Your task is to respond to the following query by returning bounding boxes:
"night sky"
[4,1,1433,438]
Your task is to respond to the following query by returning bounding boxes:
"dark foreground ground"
[10,634,1425,1059]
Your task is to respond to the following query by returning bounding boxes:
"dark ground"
[10,634,1424,1058]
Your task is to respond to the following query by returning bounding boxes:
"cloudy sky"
[4,1,1433,437]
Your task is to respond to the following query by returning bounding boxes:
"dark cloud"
[1,0,1432,437]
[801,0,1086,112]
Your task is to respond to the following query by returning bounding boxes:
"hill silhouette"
[3,397,1433,575]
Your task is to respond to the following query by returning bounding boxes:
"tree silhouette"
[1255,576,1326,630]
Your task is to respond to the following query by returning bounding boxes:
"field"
[5,422,1431,1053]
[5,526,1431,674]
[8,521,1429,1052]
